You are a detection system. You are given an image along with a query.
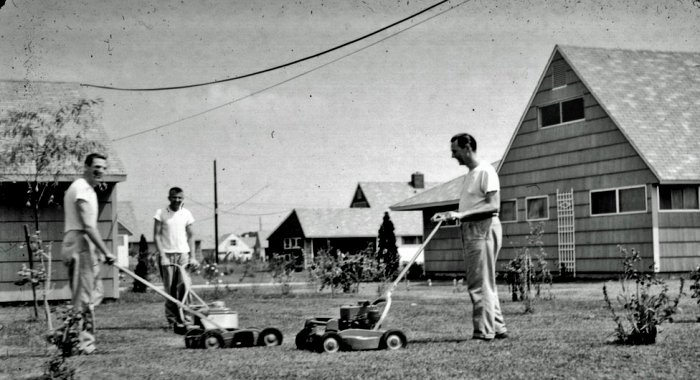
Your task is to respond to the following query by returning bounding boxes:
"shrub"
[267,253,296,295]
[307,246,386,296]
[688,265,700,322]
[602,245,683,345]
[502,222,552,312]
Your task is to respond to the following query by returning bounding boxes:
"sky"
[1,0,699,246]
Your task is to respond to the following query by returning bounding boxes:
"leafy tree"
[0,98,105,320]
[132,235,150,293]
[377,212,399,279]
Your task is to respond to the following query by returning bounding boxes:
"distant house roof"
[117,201,137,236]
[240,236,257,249]
[0,80,126,182]
[533,45,700,183]
[287,208,423,238]
[351,181,439,210]
[391,161,500,211]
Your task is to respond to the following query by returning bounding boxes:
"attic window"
[552,61,567,88]
[539,97,585,128]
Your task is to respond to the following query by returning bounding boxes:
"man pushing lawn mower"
[153,186,200,332]
[431,133,508,342]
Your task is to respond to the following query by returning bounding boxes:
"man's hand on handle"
[431,211,458,222]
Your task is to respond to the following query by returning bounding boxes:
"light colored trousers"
[158,252,192,324]
[61,230,104,352]
[460,217,507,339]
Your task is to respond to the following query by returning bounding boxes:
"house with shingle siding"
[0,80,127,302]
[267,173,436,267]
[392,45,700,277]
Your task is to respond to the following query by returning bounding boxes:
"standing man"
[432,133,507,341]
[153,187,198,330]
[61,153,116,355]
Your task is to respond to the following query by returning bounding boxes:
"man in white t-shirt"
[432,133,507,342]
[61,153,116,354]
[153,187,198,329]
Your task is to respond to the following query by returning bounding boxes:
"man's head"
[450,133,478,168]
[168,187,185,210]
[83,153,107,187]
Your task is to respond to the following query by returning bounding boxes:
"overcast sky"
[1,0,699,245]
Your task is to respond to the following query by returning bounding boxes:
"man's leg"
[462,220,493,340]
[489,220,507,336]
[159,254,179,325]
[174,254,193,324]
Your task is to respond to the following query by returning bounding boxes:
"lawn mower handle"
[112,263,226,330]
[372,220,443,330]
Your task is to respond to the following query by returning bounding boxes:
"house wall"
[498,52,658,275]
[420,206,465,277]
[0,182,119,302]
[267,213,305,256]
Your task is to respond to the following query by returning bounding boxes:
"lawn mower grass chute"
[114,263,283,350]
[295,220,443,353]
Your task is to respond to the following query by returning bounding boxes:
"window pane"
[527,197,547,219]
[591,190,616,214]
[682,187,699,209]
[540,104,560,127]
[561,98,585,122]
[661,186,699,210]
[619,187,646,212]
[500,200,517,221]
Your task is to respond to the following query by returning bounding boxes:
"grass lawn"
[1,280,698,380]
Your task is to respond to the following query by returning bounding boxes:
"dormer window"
[539,97,585,128]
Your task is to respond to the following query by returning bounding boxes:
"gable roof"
[0,80,126,182]
[555,45,700,183]
[352,181,439,210]
[285,208,423,238]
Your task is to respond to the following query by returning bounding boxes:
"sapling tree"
[0,98,105,321]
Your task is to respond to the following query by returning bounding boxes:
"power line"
[80,0,450,92]
[111,0,470,142]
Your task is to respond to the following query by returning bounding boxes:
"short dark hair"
[85,153,107,166]
[169,187,184,196]
[450,133,477,151]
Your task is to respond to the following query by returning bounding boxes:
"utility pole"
[213,160,219,264]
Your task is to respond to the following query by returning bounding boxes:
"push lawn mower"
[114,263,283,350]
[295,220,443,353]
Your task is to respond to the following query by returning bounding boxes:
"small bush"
[602,245,683,345]
[688,265,700,322]
[267,253,297,295]
[307,246,387,296]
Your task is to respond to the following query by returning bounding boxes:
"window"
[500,200,517,222]
[591,186,647,215]
[283,237,301,249]
[539,98,585,127]
[401,236,423,245]
[229,240,237,246]
[526,196,549,221]
[659,185,699,210]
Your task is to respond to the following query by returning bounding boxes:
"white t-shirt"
[64,178,98,232]
[154,206,195,253]
[458,162,500,215]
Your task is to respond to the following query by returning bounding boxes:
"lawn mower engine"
[339,301,380,330]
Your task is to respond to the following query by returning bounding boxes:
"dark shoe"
[495,332,508,340]
[173,323,188,335]
[472,336,493,342]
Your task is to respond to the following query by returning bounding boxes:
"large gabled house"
[267,173,437,267]
[0,80,127,302]
[392,45,700,278]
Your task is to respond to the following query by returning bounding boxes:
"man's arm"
[186,224,197,265]
[77,200,115,264]
[153,219,163,254]
[431,191,500,222]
